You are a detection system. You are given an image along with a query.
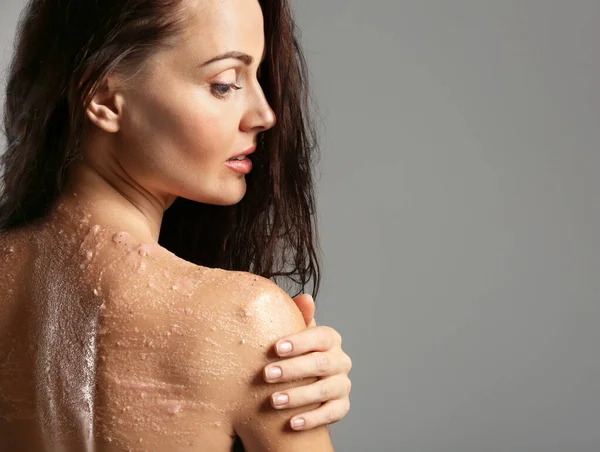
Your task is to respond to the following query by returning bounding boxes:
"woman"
[0,0,352,450]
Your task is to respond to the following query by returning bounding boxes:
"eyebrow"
[200,49,267,68]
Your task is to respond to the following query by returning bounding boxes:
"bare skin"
[0,197,333,450]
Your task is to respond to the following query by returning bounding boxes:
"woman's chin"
[198,188,248,206]
[212,196,246,206]
[176,177,248,206]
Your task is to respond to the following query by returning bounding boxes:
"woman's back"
[0,216,240,450]
[0,210,331,451]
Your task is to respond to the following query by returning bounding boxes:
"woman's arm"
[208,274,335,451]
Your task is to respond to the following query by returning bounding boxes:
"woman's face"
[89,0,276,207]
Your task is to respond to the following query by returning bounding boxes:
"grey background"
[2,1,600,451]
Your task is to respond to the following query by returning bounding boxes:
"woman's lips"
[225,157,252,174]
[229,144,257,160]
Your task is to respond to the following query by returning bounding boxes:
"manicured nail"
[272,393,289,406]
[291,417,305,429]
[266,366,282,381]
[277,341,292,354]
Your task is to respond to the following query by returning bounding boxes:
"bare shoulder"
[190,270,333,451]
[173,268,309,381]
[205,270,307,341]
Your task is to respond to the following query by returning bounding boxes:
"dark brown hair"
[0,0,322,299]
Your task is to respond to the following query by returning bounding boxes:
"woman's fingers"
[288,397,351,431]
[263,349,352,383]
[273,325,342,358]
[291,293,316,327]
[265,322,353,431]
[270,374,351,410]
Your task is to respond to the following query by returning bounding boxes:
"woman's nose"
[259,103,276,131]
[241,84,277,133]
[247,103,276,133]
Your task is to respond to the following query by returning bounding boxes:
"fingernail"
[277,341,292,354]
[291,417,305,429]
[266,366,282,381]
[272,393,289,406]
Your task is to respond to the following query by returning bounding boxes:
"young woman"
[0,0,352,450]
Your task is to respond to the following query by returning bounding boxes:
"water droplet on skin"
[185,307,192,315]
[86,250,94,260]
[240,338,247,344]
[93,288,99,296]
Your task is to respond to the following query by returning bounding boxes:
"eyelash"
[211,83,243,99]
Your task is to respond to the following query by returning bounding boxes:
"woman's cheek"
[185,110,237,160]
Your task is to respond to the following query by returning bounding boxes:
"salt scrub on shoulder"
[112,231,136,250]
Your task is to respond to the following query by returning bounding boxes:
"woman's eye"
[211,83,242,99]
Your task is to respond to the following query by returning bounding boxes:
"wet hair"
[0,0,322,299]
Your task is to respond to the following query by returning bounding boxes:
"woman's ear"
[85,75,124,134]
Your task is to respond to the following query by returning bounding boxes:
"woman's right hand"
[262,294,353,431]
